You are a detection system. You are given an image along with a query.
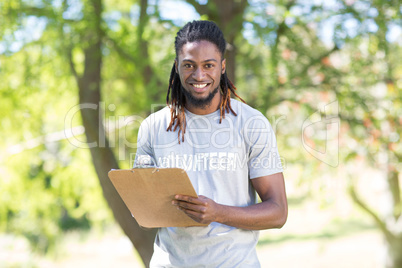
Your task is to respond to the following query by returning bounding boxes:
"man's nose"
[192,67,205,80]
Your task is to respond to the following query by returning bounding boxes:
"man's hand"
[171,173,287,230]
[172,195,221,225]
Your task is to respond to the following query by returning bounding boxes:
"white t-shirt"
[134,99,283,267]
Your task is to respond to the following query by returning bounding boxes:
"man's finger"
[181,209,204,222]
[174,195,207,205]
[176,201,206,213]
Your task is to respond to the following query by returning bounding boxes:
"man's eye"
[184,64,193,68]
[205,64,213,68]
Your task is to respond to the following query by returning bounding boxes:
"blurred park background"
[0,0,401,267]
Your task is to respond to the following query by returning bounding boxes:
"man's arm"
[172,172,288,230]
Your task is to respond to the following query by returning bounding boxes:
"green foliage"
[238,0,401,166]
[2,143,105,252]
[0,0,180,255]
[0,42,111,253]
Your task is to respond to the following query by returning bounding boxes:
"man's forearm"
[173,193,287,230]
[214,200,287,230]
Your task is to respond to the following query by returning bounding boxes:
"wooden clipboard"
[108,168,207,228]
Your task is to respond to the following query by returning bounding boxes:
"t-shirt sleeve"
[244,114,283,179]
[133,118,157,168]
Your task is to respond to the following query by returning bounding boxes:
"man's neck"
[185,94,222,115]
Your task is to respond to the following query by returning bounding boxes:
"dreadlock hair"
[166,20,245,143]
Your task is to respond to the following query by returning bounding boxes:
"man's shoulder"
[230,98,265,118]
[230,98,273,130]
[141,106,171,126]
[145,106,170,119]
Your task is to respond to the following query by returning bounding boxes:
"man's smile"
[188,82,212,92]
[191,83,209,88]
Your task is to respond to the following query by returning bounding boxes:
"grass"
[258,217,376,246]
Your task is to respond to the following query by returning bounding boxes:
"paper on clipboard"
[108,168,207,228]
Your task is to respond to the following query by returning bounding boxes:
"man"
[134,20,287,267]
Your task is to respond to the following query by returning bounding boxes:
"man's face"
[176,40,226,110]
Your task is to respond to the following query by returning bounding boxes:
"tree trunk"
[137,0,163,102]
[187,0,248,83]
[386,235,402,268]
[210,0,247,83]
[74,0,156,266]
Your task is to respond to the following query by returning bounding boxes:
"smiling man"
[134,20,287,267]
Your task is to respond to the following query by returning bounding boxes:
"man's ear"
[221,59,226,74]
[175,59,178,73]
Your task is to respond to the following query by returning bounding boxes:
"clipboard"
[108,168,208,228]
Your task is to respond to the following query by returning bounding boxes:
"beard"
[181,84,220,109]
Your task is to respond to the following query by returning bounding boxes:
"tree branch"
[292,44,339,81]
[14,6,57,19]
[387,167,401,221]
[185,0,209,15]
[348,182,394,241]
[104,35,136,63]
[67,47,80,85]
